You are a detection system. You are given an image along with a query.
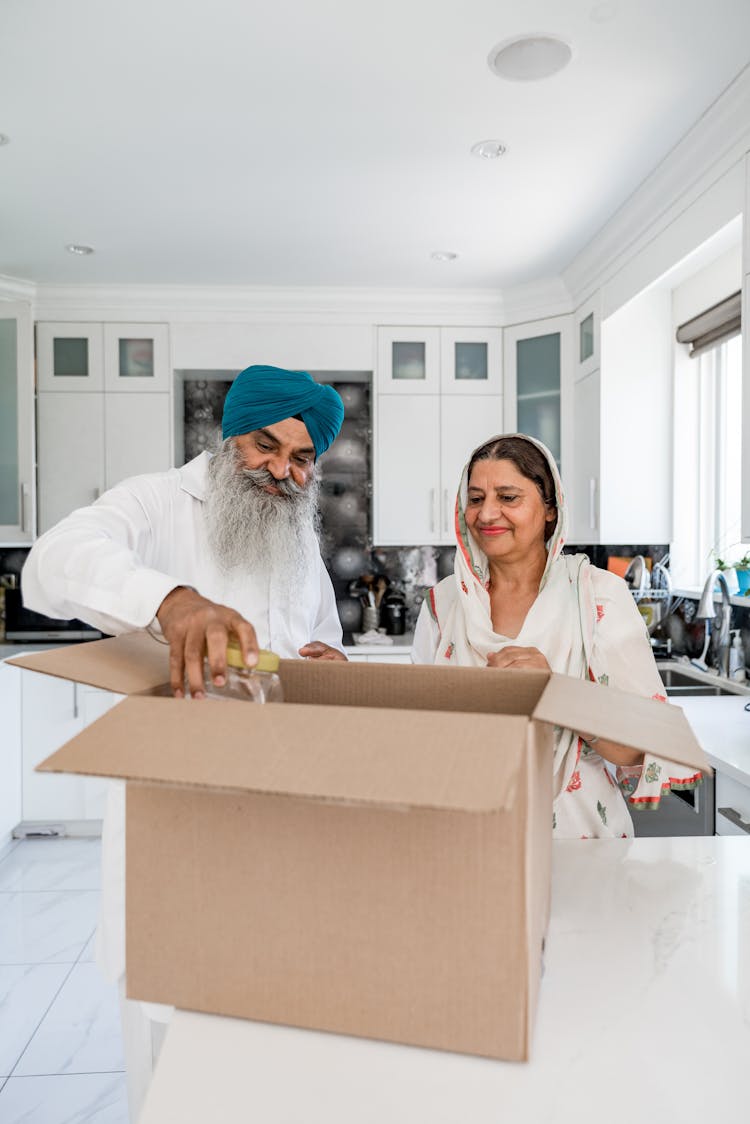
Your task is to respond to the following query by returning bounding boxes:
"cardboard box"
[9,634,708,1062]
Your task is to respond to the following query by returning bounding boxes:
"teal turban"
[222,365,344,458]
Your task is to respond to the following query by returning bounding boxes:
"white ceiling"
[2,0,750,290]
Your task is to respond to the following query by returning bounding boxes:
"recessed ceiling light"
[430,251,458,262]
[488,34,572,82]
[470,140,507,160]
[0,134,10,146]
[65,243,94,255]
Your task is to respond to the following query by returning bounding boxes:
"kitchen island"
[140,836,750,1123]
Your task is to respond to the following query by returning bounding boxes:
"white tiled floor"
[0,838,129,1122]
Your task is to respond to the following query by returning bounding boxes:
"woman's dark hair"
[468,436,558,538]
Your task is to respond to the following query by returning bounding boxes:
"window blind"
[675,290,741,358]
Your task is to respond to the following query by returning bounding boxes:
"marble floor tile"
[0,964,70,1076]
[15,962,124,1076]
[0,1072,128,1123]
[0,839,102,892]
[0,890,99,964]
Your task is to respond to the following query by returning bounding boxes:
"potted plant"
[735,553,750,595]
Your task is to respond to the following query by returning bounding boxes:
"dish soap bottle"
[729,630,746,683]
[204,640,284,702]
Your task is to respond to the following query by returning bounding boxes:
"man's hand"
[486,645,550,671]
[298,641,348,661]
[156,586,259,698]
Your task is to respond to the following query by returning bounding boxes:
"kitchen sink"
[656,663,750,697]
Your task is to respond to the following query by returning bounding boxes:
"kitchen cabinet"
[374,393,503,545]
[0,302,35,543]
[377,326,502,395]
[503,315,572,474]
[37,322,170,393]
[374,325,503,544]
[20,669,120,824]
[36,320,173,533]
[37,390,171,533]
[715,768,750,836]
[0,662,22,845]
[569,369,601,542]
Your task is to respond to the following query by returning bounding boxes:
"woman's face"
[465,458,556,562]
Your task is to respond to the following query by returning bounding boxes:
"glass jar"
[204,641,283,703]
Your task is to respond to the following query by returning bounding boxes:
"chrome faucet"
[695,570,733,677]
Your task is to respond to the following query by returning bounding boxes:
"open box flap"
[533,674,710,774]
[7,632,169,694]
[36,695,531,812]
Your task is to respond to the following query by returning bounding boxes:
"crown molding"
[0,274,36,301]
[563,64,750,307]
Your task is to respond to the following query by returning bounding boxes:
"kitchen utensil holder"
[361,605,379,633]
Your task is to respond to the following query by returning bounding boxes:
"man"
[23,363,348,680]
[21,363,347,1120]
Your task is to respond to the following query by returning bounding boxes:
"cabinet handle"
[429,489,436,534]
[717,806,750,834]
[93,487,101,502]
[588,477,597,531]
[442,489,450,535]
[73,682,79,720]
[19,484,26,534]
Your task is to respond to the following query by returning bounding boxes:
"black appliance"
[3,587,103,642]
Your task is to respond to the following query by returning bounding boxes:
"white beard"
[204,439,321,594]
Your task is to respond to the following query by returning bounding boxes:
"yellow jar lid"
[226,639,280,673]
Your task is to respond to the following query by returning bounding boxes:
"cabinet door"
[503,315,573,474]
[21,671,86,822]
[0,662,22,843]
[104,323,170,392]
[569,371,600,544]
[374,395,440,544]
[376,327,440,394]
[440,328,502,395]
[104,392,172,489]
[37,323,104,392]
[439,395,503,542]
[37,393,105,534]
[0,302,35,542]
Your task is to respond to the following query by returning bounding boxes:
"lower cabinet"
[20,669,122,824]
[0,663,22,844]
[715,768,750,836]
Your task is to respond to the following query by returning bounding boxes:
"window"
[672,333,743,587]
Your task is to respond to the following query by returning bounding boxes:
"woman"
[412,433,701,838]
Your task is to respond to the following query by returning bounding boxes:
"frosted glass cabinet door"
[104,323,170,391]
[440,328,502,395]
[376,327,440,394]
[504,316,573,473]
[37,323,104,392]
[0,302,35,541]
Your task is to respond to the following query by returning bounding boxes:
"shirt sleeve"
[21,481,180,636]
[589,568,704,809]
[411,599,440,664]
[308,556,345,653]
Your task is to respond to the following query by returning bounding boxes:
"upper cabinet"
[377,326,501,395]
[37,322,170,393]
[574,293,601,382]
[35,321,172,534]
[503,315,573,475]
[0,302,35,543]
[373,325,503,545]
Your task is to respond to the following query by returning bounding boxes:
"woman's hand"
[487,646,550,671]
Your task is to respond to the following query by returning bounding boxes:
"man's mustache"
[239,466,305,498]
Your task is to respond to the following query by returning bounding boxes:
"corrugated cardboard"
[9,634,709,1062]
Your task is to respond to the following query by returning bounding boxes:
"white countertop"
[675,694,750,784]
[343,632,414,656]
[140,836,750,1124]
